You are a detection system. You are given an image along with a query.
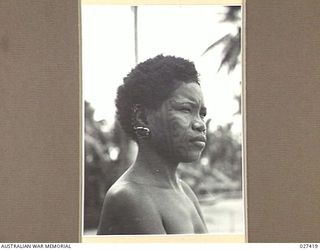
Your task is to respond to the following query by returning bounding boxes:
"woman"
[97,55,208,234]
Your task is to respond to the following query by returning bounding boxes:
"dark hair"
[115,54,199,140]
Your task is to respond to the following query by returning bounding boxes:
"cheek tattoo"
[151,101,189,160]
[152,99,203,162]
[167,100,191,159]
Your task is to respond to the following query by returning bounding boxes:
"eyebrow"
[173,100,207,111]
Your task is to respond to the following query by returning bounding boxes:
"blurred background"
[82,4,243,235]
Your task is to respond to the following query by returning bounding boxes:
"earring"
[134,126,151,138]
[131,104,151,138]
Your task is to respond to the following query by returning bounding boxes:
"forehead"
[168,82,204,104]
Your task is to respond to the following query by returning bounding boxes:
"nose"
[192,119,206,133]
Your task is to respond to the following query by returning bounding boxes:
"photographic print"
[82,3,244,240]
[2,0,320,243]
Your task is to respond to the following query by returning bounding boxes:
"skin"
[97,82,208,235]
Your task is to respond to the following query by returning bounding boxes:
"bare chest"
[150,189,207,234]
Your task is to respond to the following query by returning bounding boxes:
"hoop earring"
[134,126,151,138]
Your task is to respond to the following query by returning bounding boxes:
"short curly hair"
[115,54,200,141]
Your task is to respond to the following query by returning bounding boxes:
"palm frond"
[218,28,241,72]
[202,34,231,56]
[203,7,241,73]
[222,6,241,22]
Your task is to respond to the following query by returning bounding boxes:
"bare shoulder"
[97,181,165,235]
[102,181,153,214]
[105,181,146,204]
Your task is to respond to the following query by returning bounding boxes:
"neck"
[132,141,180,189]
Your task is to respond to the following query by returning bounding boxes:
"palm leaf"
[202,34,232,56]
[222,6,241,22]
[203,7,241,73]
[218,28,241,73]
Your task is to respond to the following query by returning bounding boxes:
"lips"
[190,135,207,148]
[190,135,207,143]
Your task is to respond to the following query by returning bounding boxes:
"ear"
[132,104,149,128]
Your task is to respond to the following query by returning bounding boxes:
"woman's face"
[146,82,207,163]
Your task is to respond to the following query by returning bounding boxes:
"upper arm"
[97,185,166,235]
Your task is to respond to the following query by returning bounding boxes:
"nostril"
[192,121,206,132]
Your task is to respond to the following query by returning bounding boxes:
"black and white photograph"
[2,0,320,245]
[82,4,244,237]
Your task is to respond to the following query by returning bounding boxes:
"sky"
[82,5,242,136]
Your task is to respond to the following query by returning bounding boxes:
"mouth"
[191,141,206,148]
[190,135,206,147]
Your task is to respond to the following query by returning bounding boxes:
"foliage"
[84,101,131,229]
[202,6,241,73]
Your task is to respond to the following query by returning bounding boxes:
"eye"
[200,110,207,119]
[182,108,191,112]
[179,106,192,113]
